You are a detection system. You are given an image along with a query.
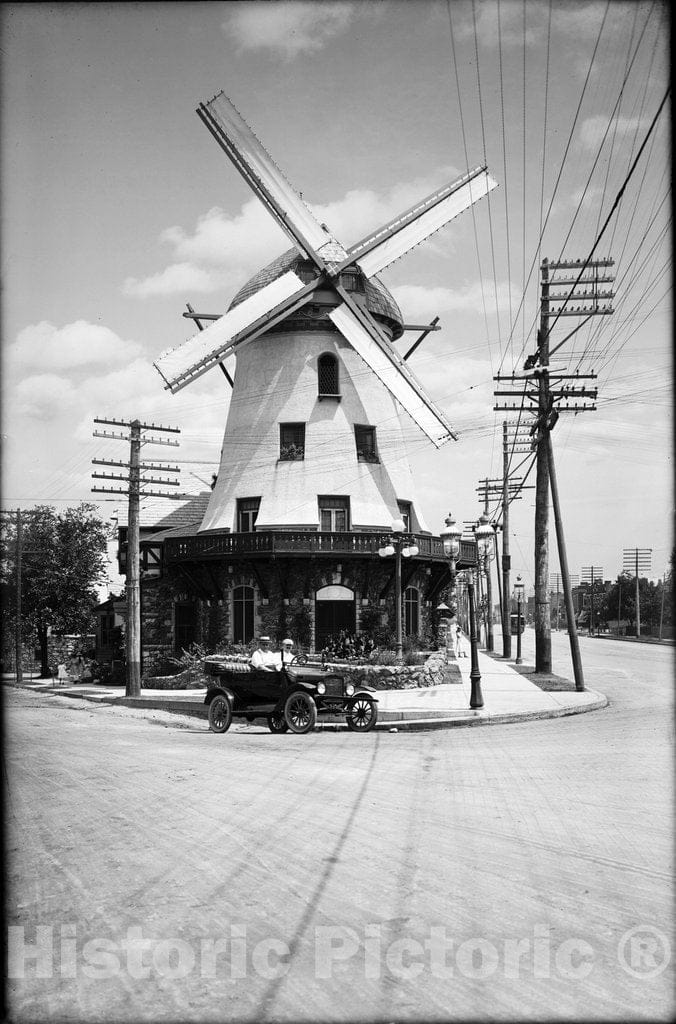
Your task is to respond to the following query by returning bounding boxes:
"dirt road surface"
[5,633,673,1021]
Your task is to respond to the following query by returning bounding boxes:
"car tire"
[208,694,232,733]
[284,691,317,734]
[267,710,289,734]
[346,696,377,732]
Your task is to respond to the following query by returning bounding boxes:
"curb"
[370,691,609,731]
[10,681,609,732]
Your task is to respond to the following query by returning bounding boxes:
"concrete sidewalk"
[5,650,607,730]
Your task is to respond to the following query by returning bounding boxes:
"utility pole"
[474,491,494,652]
[622,548,652,638]
[15,510,22,684]
[581,566,603,637]
[0,508,46,682]
[495,254,613,675]
[501,421,532,657]
[546,436,584,688]
[534,258,551,672]
[92,418,181,697]
[476,467,532,658]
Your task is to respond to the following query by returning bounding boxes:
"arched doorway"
[315,585,355,650]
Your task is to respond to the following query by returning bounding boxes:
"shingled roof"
[118,492,211,530]
[229,248,404,341]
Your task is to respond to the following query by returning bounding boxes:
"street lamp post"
[466,568,484,709]
[514,575,524,665]
[378,518,419,661]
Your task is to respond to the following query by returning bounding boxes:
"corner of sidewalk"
[4,651,607,733]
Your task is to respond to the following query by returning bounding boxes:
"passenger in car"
[250,636,282,672]
[281,638,295,665]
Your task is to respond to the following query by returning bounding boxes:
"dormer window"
[318,353,340,399]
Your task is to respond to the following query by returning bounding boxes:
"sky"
[1,0,672,597]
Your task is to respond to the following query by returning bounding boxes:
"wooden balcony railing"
[164,530,477,566]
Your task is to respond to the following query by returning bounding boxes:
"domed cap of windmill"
[228,248,405,341]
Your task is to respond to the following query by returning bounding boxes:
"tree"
[1,504,109,676]
[600,572,666,635]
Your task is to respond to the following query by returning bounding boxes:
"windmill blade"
[198,92,336,265]
[329,303,455,448]
[154,270,313,393]
[344,167,498,278]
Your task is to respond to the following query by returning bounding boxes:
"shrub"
[404,650,426,666]
[371,625,395,648]
[367,649,399,666]
[291,606,313,648]
[358,606,382,636]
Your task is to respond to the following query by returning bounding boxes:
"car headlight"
[345,682,354,696]
[316,681,326,695]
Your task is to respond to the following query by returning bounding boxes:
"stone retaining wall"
[142,651,462,690]
[321,650,461,689]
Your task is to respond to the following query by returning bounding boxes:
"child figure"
[57,663,69,685]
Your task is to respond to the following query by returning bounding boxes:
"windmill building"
[132,93,492,666]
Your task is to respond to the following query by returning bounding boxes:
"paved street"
[5,633,673,1022]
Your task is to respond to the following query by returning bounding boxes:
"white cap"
[282,638,293,645]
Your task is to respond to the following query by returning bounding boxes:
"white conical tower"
[199,251,430,535]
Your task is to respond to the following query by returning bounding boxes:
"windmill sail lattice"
[154,91,498,448]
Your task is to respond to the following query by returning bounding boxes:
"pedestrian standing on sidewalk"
[57,662,69,685]
[456,626,468,658]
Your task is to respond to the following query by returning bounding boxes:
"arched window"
[318,353,340,398]
[233,585,255,644]
[404,587,420,637]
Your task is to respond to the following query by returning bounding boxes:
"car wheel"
[346,696,377,732]
[208,694,232,733]
[267,710,289,734]
[284,691,317,734]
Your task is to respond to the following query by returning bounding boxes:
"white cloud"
[122,169,466,300]
[579,115,648,150]
[122,262,222,298]
[393,280,517,319]
[225,1,355,58]
[14,374,79,420]
[309,168,462,247]
[160,202,289,270]
[10,320,142,373]
[451,1,537,48]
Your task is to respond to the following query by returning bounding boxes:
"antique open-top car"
[203,656,378,735]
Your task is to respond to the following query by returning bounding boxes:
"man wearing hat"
[250,636,282,672]
[280,638,295,665]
